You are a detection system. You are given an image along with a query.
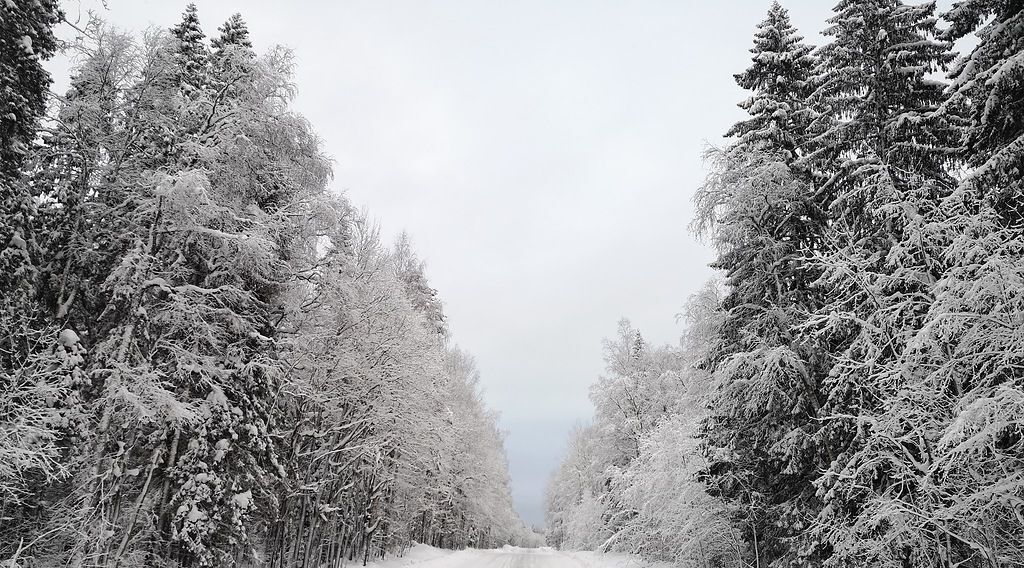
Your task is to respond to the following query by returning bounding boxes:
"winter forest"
[1,2,536,567]
[546,1,1024,567]
[1,0,1023,568]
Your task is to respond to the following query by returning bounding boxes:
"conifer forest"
[1,1,1023,568]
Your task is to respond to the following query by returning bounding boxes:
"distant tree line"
[0,3,535,566]
[546,1,1024,567]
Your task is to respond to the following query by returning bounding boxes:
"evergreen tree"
[807,0,955,192]
[0,0,62,318]
[209,13,256,103]
[0,0,61,179]
[727,1,817,163]
[807,4,1024,563]
[694,5,828,566]
[944,0,1024,226]
[794,3,964,566]
[696,146,826,567]
[170,3,208,92]
[212,13,253,54]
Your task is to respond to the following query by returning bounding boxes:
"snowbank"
[561,550,673,568]
[362,543,456,567]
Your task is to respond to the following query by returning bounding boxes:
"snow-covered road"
[366,544,652,568]
[395,547,580,567]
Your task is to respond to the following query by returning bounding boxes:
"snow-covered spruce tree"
[804,5,1024,561]
[943,0,1024,227]
[0,0,61,181]
[805,0,956,191]
[802,166,950,568]
[0,0,61,341]
[695,145,825,567]
[170,4,209,94]
[207,13,257,112]
[891,189,1024,566]
[810,183,1024,568]
[211,13,253,53]
[791,2,966,566]
[727,1,817,164]
[693,4,826,565]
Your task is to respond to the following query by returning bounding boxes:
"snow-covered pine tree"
[807,0,956,194]
[944,0,1024,226]
[727,1,817,164]
[694,4,826,566]
[207,13,257,119]
[211,13,254,53]
[793,2,965,566]
[170,3,209,94]
[806,4,1024,563]
[0,0,62,327]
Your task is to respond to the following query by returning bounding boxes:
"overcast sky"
[52,0,916,527]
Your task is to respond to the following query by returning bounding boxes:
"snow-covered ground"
[364,545,662,568]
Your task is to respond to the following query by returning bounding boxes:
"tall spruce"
[170,4,208,93]
[795,2,965,566]
[0,0,62,311]
[695,4,828,567]
[944,0,1024,226]
[209,13,256,99]
[212,13,253,54]
[727,1,817,163]
[807,0,955,193]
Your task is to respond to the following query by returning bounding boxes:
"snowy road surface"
[366,545,650,568]
[400,547,574,567]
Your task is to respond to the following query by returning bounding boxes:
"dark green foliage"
[807,0,956,192]
[171,4,209,92]
[945,0,1024,225]
[212,13,253,54]
[0,0,62,308]
[0,0,61,178]
[727,1,817,163]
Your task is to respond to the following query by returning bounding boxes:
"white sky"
[51,0,953,528]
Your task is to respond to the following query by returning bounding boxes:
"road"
[393,547,588,568]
